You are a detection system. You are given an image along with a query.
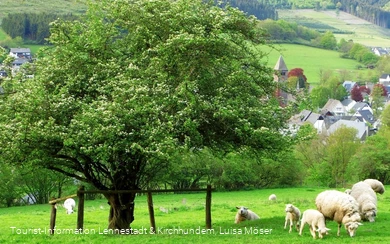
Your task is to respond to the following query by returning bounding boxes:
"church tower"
[273,55,288,82]
[273,56,289,107]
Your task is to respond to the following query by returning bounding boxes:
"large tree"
[325,126,360,187]
[0,0,291,231]
[287,68,308,89]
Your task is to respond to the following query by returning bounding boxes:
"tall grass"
[1,187,389,243]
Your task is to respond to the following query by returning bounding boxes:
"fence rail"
[49,185,213,235]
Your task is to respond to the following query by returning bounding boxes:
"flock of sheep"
[235,179,385,239]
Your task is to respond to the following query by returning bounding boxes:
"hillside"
[278,9,390,47]
[260,44,369,84]
[0,0,87,21]
[333,0,390,28]
[0,1,383,85]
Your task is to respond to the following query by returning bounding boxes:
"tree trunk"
[57,181,62,199]
[105,192,136,232]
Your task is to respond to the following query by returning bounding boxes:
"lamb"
[234,206,260,224]
[268,194,277,201]
[64,198,76,214]
[363,179,385,195]
[350,181,377,222]
[299,209,330,239]
[284,204,301,233]
[315,190,362,237]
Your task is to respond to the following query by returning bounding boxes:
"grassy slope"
[0,187,389,243]
[0,0,87,21]
[260,43,368,84]
[278,9,390,47]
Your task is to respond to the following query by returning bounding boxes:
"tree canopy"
[0,0,292,230]
[287,68,309,89]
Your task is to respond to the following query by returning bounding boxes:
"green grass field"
[278,9,390,47]
[1,187,389,243]
[0,0,87,21]
[260,43,369,84]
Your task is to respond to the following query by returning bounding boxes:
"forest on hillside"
[1,13,79,44]
[218,0,278,20]
[332,0,390,28]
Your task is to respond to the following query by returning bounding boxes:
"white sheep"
[344,189,352,195]
[64,198,76,214]
[299,209,330,239]
[363,179,385,195]
[284,204,301,233]
[268,194,277,201]
[315,190,362,237]
[234,206,260,224]
[350,181,377,222]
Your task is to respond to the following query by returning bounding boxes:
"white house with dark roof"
[327,120,367,140]
[372,47,389,56]
[379,74,390,85]
[341,98,356,113]
[7,48,33,74]
[288,109,326,135]
[353,109,375,125]
[349,101,371,114]
[321,99,346,117]
[9,48,32,60]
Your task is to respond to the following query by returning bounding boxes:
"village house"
[372,47,389,56]
[9,48,32,60]
[321,99,346,117]
[1,47,34,75]
[379,74,390,85]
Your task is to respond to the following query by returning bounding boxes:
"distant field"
[260,43,370,84]
[278,9,390,47]
[0,187,389,243]
[0,0,87,21]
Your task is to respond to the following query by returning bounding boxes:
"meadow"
[0,187,389,243]
[259,43,370,84]
[278,9,390,47]
[0,0,87,21]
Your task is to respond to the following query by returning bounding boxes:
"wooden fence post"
[147,190,156,233]
[49,201,57,235]
[77,186,85,231]
[205,185,212,229]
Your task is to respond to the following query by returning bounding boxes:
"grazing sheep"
[268,194,277,201]
[344,189,352,195]
[315,190,362,237]
[299,209,330,239]
[64,198,76,214]
[284,204,301,233]
[363,179,385,195]
[350,181,377,222]
[235,206,260,224]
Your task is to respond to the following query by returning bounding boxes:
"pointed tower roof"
[274,56,288,71]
